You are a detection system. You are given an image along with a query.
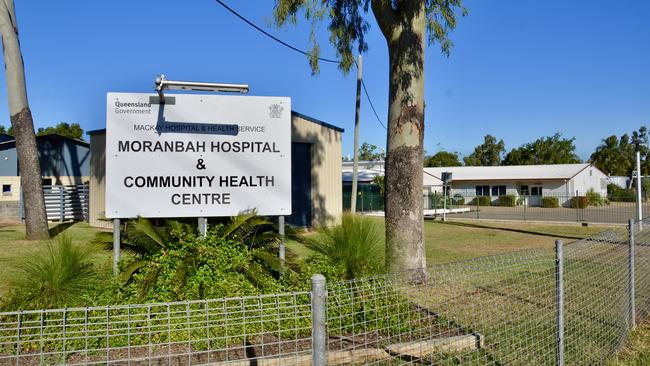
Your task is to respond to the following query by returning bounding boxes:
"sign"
[441,172,452,184]
[105,93,291,218]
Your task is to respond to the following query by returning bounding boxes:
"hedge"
[607,184,636,202]
[542,197,559,208]
[471,196,492,206]
[498,195,516,207]
[570,196,589,209]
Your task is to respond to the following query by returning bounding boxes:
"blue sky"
[0,0,648,160]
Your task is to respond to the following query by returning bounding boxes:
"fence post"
[555,239,565,366]
[476,197,480,220]
[311,274,327,366]
[523,196,527,221]
[575,190,580,222]
[628,219,636,329]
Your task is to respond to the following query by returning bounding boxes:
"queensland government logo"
[269,104,284,118]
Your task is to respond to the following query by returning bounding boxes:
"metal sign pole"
[113,218,121,275]
[198,217,207,238]
[443,184,447,221]
[279,215,286,264]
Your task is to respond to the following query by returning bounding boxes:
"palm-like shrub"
[299,214,384,280]
[93,212,291,301]
[2,236,97,310]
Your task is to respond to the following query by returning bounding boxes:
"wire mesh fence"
[0,292,313,365]
[0,222,649,365]
[424,192,650,225]
[343,187,647,225]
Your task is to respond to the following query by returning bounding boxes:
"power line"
[213,0,387,130]
[214,0,338,64]
[360,79,387,130]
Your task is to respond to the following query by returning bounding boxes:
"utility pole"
[636,144,643,228]
[350,55,362,214]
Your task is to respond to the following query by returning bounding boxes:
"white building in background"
[423,163,608,206]
[343,162,610,206]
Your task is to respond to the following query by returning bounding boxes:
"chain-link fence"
[343,188,647,225]
[1,221,649,365]
[424,192,650,225]
[436,194,650,224]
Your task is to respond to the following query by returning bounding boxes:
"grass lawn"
[287,218,613,264]
[423,220,612,263]
[607,321,650,365]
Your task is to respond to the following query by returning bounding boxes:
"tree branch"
[371,0,395,40]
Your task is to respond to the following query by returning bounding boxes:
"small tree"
[0,0,49,239]
[37,122,85,140]
[464,135,505,166]
[503,133,581,165]
[358,142,382,160]
[424,150,462,167]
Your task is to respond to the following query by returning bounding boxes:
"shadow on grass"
[49,222,76,238]
[430,220,586,240]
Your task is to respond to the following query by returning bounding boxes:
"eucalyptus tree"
[463,134,505,166]
[503,133,581,166]
[274,1,466,278]
[0,0,49,239]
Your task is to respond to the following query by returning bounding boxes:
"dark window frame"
[475,185,490,196]
[491,185,506,196]
[531,186,543,196]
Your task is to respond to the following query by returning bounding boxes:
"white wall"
[571,166,608,196]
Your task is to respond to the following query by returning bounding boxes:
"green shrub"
[1,235,98,310]
[471,196,492,206]
[586,189,608,206]
[498,195,516,207]
[427,193,457,209]
[542,196,560,208]
[608,183,636,202]
[119,226,285,302]
[95,213,291,302]
[298,214,384,280]
[570,196,590,208]
[452,195,465,205]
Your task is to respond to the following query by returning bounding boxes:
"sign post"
[112,218,120,275]
[441,172,452,221]
[279,215,286,268]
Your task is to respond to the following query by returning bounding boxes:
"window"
[2,184,10,195]
[531,186,543,196]
[491,185,506,196]
[475,185,490,196]
[520,185,529,195]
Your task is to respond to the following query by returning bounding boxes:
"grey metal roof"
[423,164,603,181]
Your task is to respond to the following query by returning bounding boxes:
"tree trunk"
[373,2,427,281]
[0,0,49,239]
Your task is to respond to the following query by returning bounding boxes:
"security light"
[155,75,249,94]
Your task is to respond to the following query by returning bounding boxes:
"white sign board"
[105,93,291,218]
